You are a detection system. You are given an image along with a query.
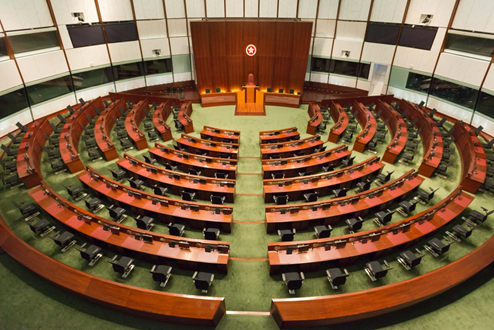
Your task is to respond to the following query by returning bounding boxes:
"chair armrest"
[343,269,349,276]
[282,273,286,282]
[210,274,214,283]
[108,255,118,264]
[150,265,157,273]
[192,271,198,280]
[300,272,305,280]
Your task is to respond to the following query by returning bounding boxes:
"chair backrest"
[211,195,224,204]
[194,279,210,290]
[286,278,303,290]
[182,191,193,201]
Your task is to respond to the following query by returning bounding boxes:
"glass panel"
[112,62,144,81]
[0,88,29,119]
[399,25,438,51]
[445,33,494,57]
[144,58,173,75]
[8,30,59,54]
[358,63,370,79]
[105,22,138,43]
[476,91,494,119]
[72,67,114,91]
[26,75,74,106]
[365,23,400,45]
[311,57,330,73]
[171,54,191,73]
[332,60,358,77]
[430,77,478,110]
[406,72,432,94]
[67,24,105,48]
[0,37,8,57]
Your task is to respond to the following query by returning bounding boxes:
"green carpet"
[0,102,493,329]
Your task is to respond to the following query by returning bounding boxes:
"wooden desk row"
[260,135,323,159]
[152,101,173,142]
[327,101,349,143]
[398,100,444,177]
[0,214,226,327]
[263,156,384,202]
[94,98,126,161]
[125,99,149,150]
[307,103,323,135]
[149,143,237,179]
[78,168,233,233]
[271,205,492,329]
[376,100,408,164]
[200,91,237,107]
[178,101,194,134]
[30,182,230,273]
[200,126,240,144]
[267,187,473,274]
[452,121,487,193]
[177,134,239,159]
[265,170,424,233]
[59,98,101,173]
[259,127,300,144]
[352,101,377,153]
[117,154,236,203]
[262,145,351,179]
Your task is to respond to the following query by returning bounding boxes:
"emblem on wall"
[246,44,257,56]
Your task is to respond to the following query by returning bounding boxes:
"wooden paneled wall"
[191,20,312,94]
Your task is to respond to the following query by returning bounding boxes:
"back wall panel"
[190,20,312,94]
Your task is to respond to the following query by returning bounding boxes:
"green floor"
[0,103,493,329]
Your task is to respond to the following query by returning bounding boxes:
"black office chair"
[168,223,185,236]
[398,200,416,215]
[376,171,394,185]
[12,201,38,217]
[273,195,288,205]
[397,249,423,270]
[304,192,318,203]
[174,120,184,130]
[164,163,178,171]
[7,132,23,144]
[314,225,332,239]
[203,228,220,240]
[64,184,87,201]
[346,217,363,232]
[28,218,53,236]
[425,237,451,257]
[0,159,16,173]
[192,271,214,293]
[108,255,135,278]
[452,224,473,239]
[136,216,154,230]
[365,260,392,281]
[271,172,285,179]
[1,144,17,157]
[76,243,103,266]
[110,167,127,181]
[282,272,304,294]
[215,172,229,179]
[357,180,371,192]
[129,178,144,190]
[375,210,393,225]
[278,228,296,241]
[211,195,226,205]
[189,168,202,176]
[181,191,196,201]
[147,264,173,288]
[143,154,157,165]
[332,188,348,198]
[326,268,349,289]
[48,231,77,252]
[85,197,104,213]
[154,186,168,196]
[107,206,126,223]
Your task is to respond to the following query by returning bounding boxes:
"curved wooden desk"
[177,134,239,159]
[260,127,300,144]
[307,103,322,135]
[399,100,444,177]
[452,121,487,193]
[265,170,424,233]
[29,183,230,273]
[94,98,126,161]
[263,156,384,202]
[262,145,351,179]
[178,101,194,133]
[78,167,233,233]
[60,98,103,173]
[200,126,241,144]
[117,154,236,203]
[149,144,237,179]
[125,99,148,150]
[260,136,323,159]
[327,101,349,143]
[271,220,493,328]
[268,187,473,274]
[376,100,407,164]
[352,101,377,153]
[152,101,173,142]
[0,214,226,326]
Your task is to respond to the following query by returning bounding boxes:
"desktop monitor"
[215,88,221,93]
[205,89,210,94]
[279,89,284,93]
[289,89,294,94]
[267,88,273,93]
[142,234,153,244]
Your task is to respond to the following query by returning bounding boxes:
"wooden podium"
[243,85,258,103]
[235,85,265,115]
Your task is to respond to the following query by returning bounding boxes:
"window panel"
[0,88,29,119]
[311,57,331,73]
[399,25,438,51]
[476,91,494,119]
[72,67,114,91]
[365,23,400,45]
[0,37,8,57]
[406,72,432,94]
[144,59,173,75]
[8,30,59,54]
[105,22,138,43]
[112,62,144,81]
[67,24,106,48]
[445,33,494,58]
[26,75,74,106]
[358,63,370,79]
[430,77,478,110]
[332,60,359,77]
